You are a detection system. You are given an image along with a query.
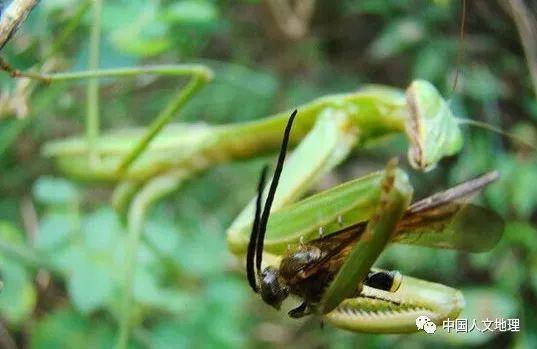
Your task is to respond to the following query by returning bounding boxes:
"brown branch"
[263,0,316,40]
[501,0,537,98]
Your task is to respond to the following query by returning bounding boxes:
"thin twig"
[0,57,50,83]
[263,0,316,40]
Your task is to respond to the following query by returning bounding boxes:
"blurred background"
[1,0,537,348]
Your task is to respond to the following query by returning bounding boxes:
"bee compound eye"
[260,267,289,309]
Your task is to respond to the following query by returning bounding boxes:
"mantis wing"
[393,170,503,252]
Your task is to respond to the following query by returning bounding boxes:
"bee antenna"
[246,166,268,292]
[255,110,298,274]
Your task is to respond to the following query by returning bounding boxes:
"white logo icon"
[416,315,437,334]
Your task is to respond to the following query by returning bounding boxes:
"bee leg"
[364,270,402,292]
[337,215,344,226]
[288,301,312,318]
[318,226,325,238]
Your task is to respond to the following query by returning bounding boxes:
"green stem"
[115,171,187,349]
[86,0,103,167]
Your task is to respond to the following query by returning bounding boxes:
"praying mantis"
[40,76,502,338]
[0,0,507,342]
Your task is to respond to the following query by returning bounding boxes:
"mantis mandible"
[230,110,503,332]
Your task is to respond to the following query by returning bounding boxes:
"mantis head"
[246,110,297,309]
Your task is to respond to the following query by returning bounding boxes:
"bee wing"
[290,222,367,282]
[291,171,504,282]
[393,171,503,252]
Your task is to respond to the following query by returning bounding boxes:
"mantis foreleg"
[319,158,412,314]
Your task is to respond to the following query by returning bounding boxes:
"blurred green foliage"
[0,0,536,348]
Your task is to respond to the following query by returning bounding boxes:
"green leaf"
[464,65,505,101]
[511,163,537,218]
[0,221,36,325]
[0,259,36,324]
[35,212,76,251]
[33,177,79,206]
[368,19,424,60]
[163,1,218,24]
[504,221,537,252]
[133,268,193,314]
[104,1,171,57]
[31,308,116,349]
[81,207,123,251]
[67,253,114,314]
[150,320,190,349]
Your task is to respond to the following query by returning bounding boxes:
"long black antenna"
[246,166,268,292]
[255,109,298,273]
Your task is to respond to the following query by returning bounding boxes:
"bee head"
[259,266,289,310]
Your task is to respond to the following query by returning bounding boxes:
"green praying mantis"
[1,0,507,340]
[39,76,504,337]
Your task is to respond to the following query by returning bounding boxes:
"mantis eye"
[260,266,289,310]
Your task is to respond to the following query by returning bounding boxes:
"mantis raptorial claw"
[325,275,464,333]
[319,158,412,314]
